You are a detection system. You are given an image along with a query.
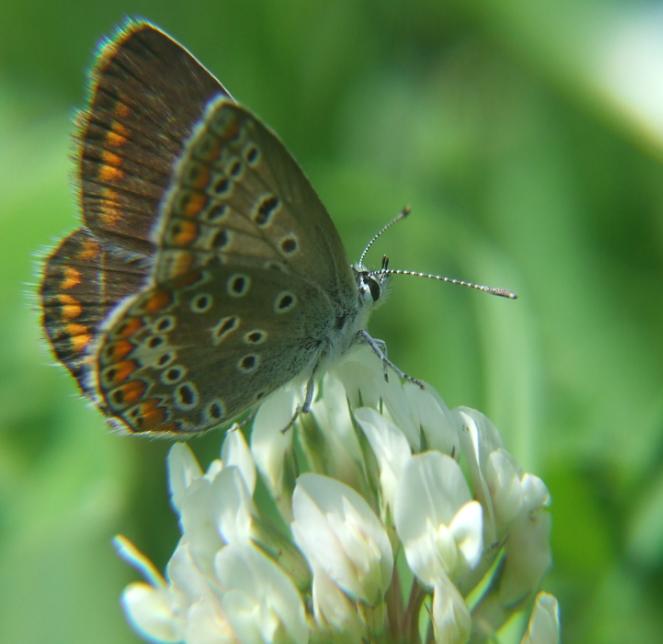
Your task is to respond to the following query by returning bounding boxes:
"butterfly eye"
[368,276,381,302]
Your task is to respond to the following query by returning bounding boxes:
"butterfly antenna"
[378,267,518,299]
[358,206,411,266]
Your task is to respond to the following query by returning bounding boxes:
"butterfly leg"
[358,330,425,389]
[280,363,319,433]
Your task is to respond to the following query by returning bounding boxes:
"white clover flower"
[118,345,558,643]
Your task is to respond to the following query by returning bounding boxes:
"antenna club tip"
[401,205,412,217]
[497,289,518,300]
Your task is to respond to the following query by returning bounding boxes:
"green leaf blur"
[2,1,661,642]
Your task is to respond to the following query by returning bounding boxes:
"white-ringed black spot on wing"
[244,144,260,166]
[243,329,267,345]
[212,315,240,344]
[156,351,176,369]
[145,335,166,350]
[190,292,213,314]
[154,315,176,333]
[162,364,187,385]
[204,203,229,224]
[213,176,232,196]
[227,273,251,297]
[211,228,231,249]
[274,290,297,314]
[253,194,280,227]
[204,398,225,423]
[279,234,299,257]
[237,353,260,374]
[227,158,243,178]
[174,381,199,410]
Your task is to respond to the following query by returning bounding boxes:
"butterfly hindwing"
[78,21,231,256]
[95,263,335,434]
[40,227,150,395]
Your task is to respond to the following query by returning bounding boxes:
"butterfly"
[38,21,407,436]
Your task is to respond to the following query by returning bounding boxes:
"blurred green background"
[2,0,662,641]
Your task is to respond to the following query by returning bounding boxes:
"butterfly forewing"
[95,263,335,434]
[79,22,230,256]
[152,98,357,306]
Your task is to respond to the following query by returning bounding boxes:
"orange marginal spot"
[107,339,134,361]
[60,266,82,290]
[170,252,194,277]
[117,379,146,406]
[114,101,131,119]
[65,323,91,352]
[190,164,211,190]
[137,398,166,429]
[98,164,124,183]
[117,317,144,338]
[172,220,199,246]
[219,118,240,143]
[101,149,123,166]
[98,186,121,227]
[183,192,207,218]
[76,237,100,261]
[106,120,129,147]
[144,289,173,314]
[109,360,138,384]
[57,294,82,319]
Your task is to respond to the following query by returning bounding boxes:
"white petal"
[499,510,552,605]
[311,565,363,637]
[354,407,411,511]
[403,384,460,456]
[121,582,181,643]
[114,534,166,589]
[395,453,480,584]
[486,448,525,525]
[309,371,365,484]
[521,592,560,644]
[175,478,225,567]
[251,384,298,507]
[221,426,256,495]
[455,408,506,540]
[395,452,472,537]
[166,540,210,602]
[449,500,483,569]
[185,599,236,644]
[168,443,204,512]
[292,473,393,604]
[330,345,386,410]
[521,473,551,512]
[215,543,308,644]
[431,575,471,644]
[211,466,254,544]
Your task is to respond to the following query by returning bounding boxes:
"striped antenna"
[358,206,411,266]
[376,267,517,299]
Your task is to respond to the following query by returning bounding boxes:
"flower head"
[118,345,557,643]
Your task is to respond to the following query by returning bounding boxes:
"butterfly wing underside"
[43,20,360,435]
[95,263,334,434]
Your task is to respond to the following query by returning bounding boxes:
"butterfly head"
[352,255,391,311]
